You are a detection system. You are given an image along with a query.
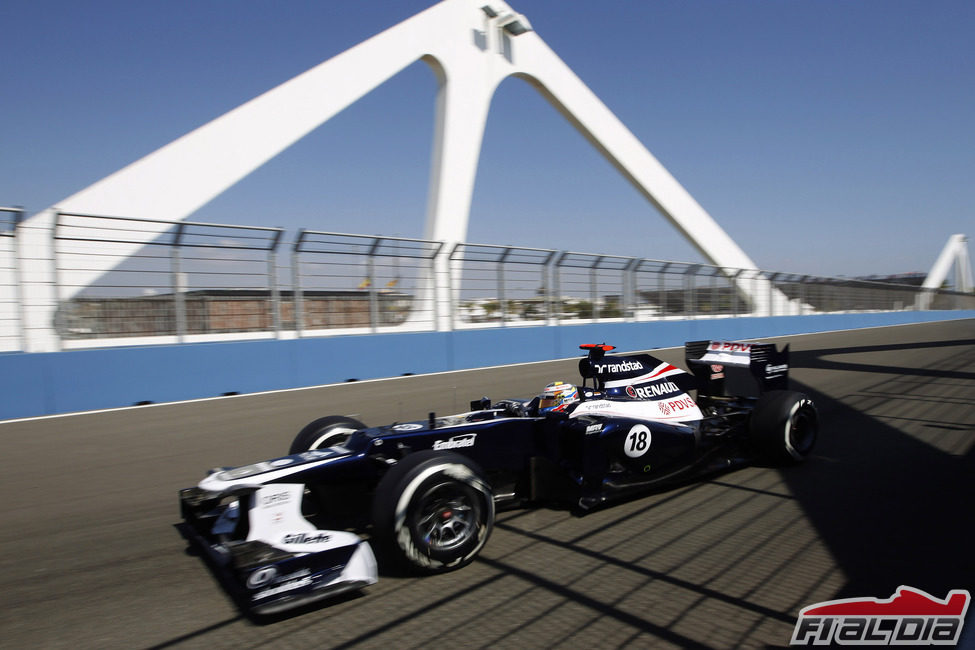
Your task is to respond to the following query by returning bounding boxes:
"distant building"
[54,289,412,339]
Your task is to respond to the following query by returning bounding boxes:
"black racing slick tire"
[371,451,494,574]
[289,415,365,454]
[750,390,818,464]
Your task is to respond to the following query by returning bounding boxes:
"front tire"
[750,390,818,464]
[289,415,365,454]
[371,451,494,573]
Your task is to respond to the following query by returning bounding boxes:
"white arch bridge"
[5,0,973,353]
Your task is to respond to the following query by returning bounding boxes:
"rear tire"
[289,415,365,454]
[371,451,494,573]
[750,390,818,464]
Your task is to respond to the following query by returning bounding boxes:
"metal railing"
[553,252,635,321]
[293,231,443,334]
[450,243,556,326]
[2,208,972,351]
[53,212,283,342]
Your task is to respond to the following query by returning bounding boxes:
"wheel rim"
[789,409,816,456]
[412,482,480,553]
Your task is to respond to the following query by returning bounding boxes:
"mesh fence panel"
[53,213,282,340]
[293,231,442,332]
[450,244,555,325]
[0,209,970,347]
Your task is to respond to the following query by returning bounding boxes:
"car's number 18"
[624,424,651,458]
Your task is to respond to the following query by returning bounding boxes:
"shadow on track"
[784,338,975,600]
[791,339,975,381]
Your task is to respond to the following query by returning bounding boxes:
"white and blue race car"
[180,340,817,614]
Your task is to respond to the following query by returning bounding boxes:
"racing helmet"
[539,381,579,413]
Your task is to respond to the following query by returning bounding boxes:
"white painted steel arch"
[918,234,972,309]
[19,0,777,350]
[924,234,972,293]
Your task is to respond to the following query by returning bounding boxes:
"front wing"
[180,483,377,615]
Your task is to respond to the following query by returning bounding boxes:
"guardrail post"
[632,260,644,322]
[497,247,512,326]
[553,252,566,325]
[624,258,636,321]
[590,256,602,321]
[798,275,808,315]
[768,272,781,316]
[442,245,453,330]
[728,268,741,316]
[269,229,283,336]
[50,211,64,350]
[542,250,555,325]
[292,230,305,337]
[684,265,700,317]
[3,207,27,351]
[171,223,186,341]
[367,238,381,333]
[658,262,671,318]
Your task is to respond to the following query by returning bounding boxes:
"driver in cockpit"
[538,381,580,414]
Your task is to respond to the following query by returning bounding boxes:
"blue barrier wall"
[1,310,972,420]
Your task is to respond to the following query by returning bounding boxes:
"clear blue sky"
[1,0,972,277]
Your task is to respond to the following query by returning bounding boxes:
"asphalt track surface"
[1,319,973,649]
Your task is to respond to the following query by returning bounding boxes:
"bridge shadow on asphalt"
[787,340,975,601]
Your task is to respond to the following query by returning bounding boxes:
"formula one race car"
[180,340,817,614]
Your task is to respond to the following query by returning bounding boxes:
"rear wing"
[684,340,789,398]
[577,343,696,394]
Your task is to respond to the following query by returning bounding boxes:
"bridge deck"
[1,320,972,648]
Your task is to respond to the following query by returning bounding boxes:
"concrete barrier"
[1,310,972,420]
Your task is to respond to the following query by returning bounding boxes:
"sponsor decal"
[659,401,672,416]
[282,532,332,544]
[593,360,644,374]
[432,433,477,450]
[665,397,697,412]
[260,491,291,508]
[269,458,294,467]
[766,363,788,377]
[217,463,270,480]
[278,568,311,582]
[586,423,603,434]
[624,424,651,458]
[247,566,313,591]
[710,364,724,373]
[252,576,314,601]
[710,341,752,352]
[392,423,423,431]
[790,586,970,646]
[246,566,278,589]
[300,449,333,460]
[627,381,680,400]
[700,342,755,367]
[603,363,682,389]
